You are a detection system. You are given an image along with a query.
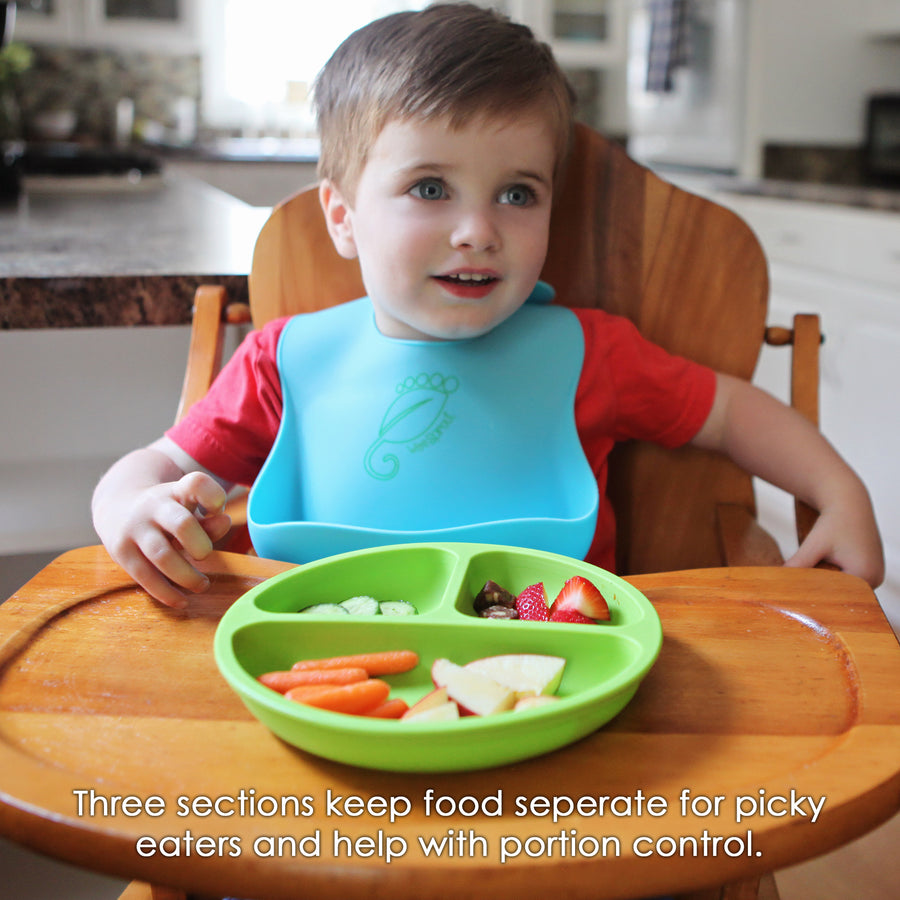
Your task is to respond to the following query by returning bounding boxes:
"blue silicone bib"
[248,298,598,564]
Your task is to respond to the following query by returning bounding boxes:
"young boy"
[92,2,883,609]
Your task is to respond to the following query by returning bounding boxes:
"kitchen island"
[0,170,270,328]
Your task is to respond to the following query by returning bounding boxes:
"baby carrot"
[258,666,369,693]
[282,684,335,702]
[365,697,410,719]
[291,650,419,676]
[285,678,391,715]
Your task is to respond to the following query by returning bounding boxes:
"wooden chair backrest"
[248,123,770,574]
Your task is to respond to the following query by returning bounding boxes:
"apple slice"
[401,686,450,720]
[514,695,561,712]
[465,654,566,699]
[403,699,460,722]
[431,658,516,716]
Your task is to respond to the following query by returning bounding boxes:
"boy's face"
[320,112,557,341]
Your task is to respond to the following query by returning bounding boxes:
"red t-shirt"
[166,306,716,571]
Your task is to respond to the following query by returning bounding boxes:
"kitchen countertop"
[654,168,900,213]
[0,170,270,329]
[711,176,900,212]
[2,149,896,331]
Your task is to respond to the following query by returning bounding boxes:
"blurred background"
[3,1,898,187]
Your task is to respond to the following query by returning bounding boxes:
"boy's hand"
[693,374,885,590]
[109,473,232,608]
[784,490,885,588]
[92,445,233,608]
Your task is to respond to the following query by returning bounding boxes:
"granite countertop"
[2,149,896,331]
[0,171,270,329]
[708,176,900,213]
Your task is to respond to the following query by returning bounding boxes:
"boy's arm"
[691,373,884,587]
[91,437,234,608]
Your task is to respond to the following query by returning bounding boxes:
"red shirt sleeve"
[165,317,288,486]
[572,307,717,448]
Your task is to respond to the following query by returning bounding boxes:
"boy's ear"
[319,179,358,260]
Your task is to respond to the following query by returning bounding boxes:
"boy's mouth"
[433,271,499,299]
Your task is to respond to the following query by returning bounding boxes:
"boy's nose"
[450,210,500,252]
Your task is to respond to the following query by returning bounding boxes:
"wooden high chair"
[126,123,826,900]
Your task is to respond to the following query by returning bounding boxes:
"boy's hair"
[313,2,576,196]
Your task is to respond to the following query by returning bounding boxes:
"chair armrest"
[174,286,251,424]
[174,285,228,424]
[788,313,823,547]
[764,313,823,548]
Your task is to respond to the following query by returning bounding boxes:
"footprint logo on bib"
[364,372,459,480]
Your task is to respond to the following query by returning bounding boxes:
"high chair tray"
[213,542,663,772]
[0,547,898,900]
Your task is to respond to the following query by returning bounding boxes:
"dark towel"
[645,0,692,93]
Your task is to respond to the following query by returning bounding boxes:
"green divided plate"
[214,542,662,773]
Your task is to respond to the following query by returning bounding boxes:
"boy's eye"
[499,184,536,207]
[410,178,446,200]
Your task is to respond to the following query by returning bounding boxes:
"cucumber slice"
[301,603,348,615]
[339,595,381,616]
[378,600,417,617]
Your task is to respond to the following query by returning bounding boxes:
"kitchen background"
[1,2,899,898]
[5,1,900,187]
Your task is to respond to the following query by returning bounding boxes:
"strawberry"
[549,606,595,625]
[549,576,611,622]
[514,582,550,621]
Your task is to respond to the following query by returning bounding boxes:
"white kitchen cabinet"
[864,0,900,37]
[0,326,190,557]
[10,1,81,43]
[724,195,900,290]
[711,192,900,633]
[501,0,626,67]
[0,323,245,560]
[14,0,200,50]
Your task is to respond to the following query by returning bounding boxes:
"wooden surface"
[0,547,897,900]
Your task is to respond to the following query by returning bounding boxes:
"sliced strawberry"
[514,582,550,621]
[549,606,595,625]
[549,576,611,621]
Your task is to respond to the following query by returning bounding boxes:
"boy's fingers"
[199,512,233,543]
[156,503,217,562]
[137,526,211,595]
[171,471,228,516]
[130,557,191,609]
[111,539,194,609]
[784,531,831,571]
[784,549,829,571]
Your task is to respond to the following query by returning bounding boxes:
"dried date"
[473,579,516,613]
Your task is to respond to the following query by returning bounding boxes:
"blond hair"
[313,2,576,196]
